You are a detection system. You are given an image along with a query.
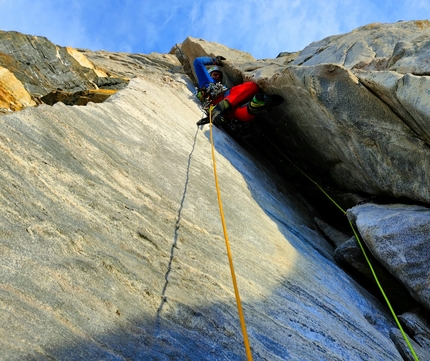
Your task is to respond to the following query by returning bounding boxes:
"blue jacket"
[193,56,219,89]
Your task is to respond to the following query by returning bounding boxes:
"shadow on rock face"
[41,88,119,106]
[40,77,130,106]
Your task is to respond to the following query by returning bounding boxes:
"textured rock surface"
[333,237,422,314]
[1,21,430,359]
[0,72,401,360]
[179,24,430,358]
[0,31,130,110]
[399,310,430,350]
[266,63,430,203]
[347,203,430,310]
[80,48,184,78]
[390,328,430,361]
[0,66,35,113]
[0,31,97,96]
[314,217,350,248]
[180,22,430,206]
[292,21,430,72]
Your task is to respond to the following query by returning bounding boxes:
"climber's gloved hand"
[213,56,226,66]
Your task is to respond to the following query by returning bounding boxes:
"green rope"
[263,135,419,360]
[348,221,419,360]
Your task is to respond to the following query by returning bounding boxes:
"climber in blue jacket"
[193,56,283,126]
[193,56,226,89]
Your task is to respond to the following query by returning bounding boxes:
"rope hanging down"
[207,106,253,361]
[201,110,418,359]
[262,135,420,361]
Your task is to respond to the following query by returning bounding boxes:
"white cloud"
[0,0,429,59]
[175,0,374,58]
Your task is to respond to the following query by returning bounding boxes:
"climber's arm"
[193,56,217,88]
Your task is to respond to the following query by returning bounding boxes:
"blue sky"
[0,0,429,59]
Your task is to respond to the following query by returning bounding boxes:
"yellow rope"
[263,135,419,360]
[208,107,253,361]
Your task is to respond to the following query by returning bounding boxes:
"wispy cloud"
[0,0,428,59]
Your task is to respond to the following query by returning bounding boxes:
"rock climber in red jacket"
[193,56,283,126]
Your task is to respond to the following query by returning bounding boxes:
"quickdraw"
[195,82,228,113]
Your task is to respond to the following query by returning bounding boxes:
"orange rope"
[208,107,253,360]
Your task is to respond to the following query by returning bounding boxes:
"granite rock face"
[178,23,430,358]
[0,65,36,112]
[180,23,430,205]
[0,75,402,360]
[0,31,130,112]
[1,21,430,360]
[0,31,97,96]
[347,203,430,310]
[266,21,430,205]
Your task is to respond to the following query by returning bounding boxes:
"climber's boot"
[210,99,230,125]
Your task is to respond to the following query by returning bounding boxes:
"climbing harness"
[261,135,420,361]
[206,106,253,361]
